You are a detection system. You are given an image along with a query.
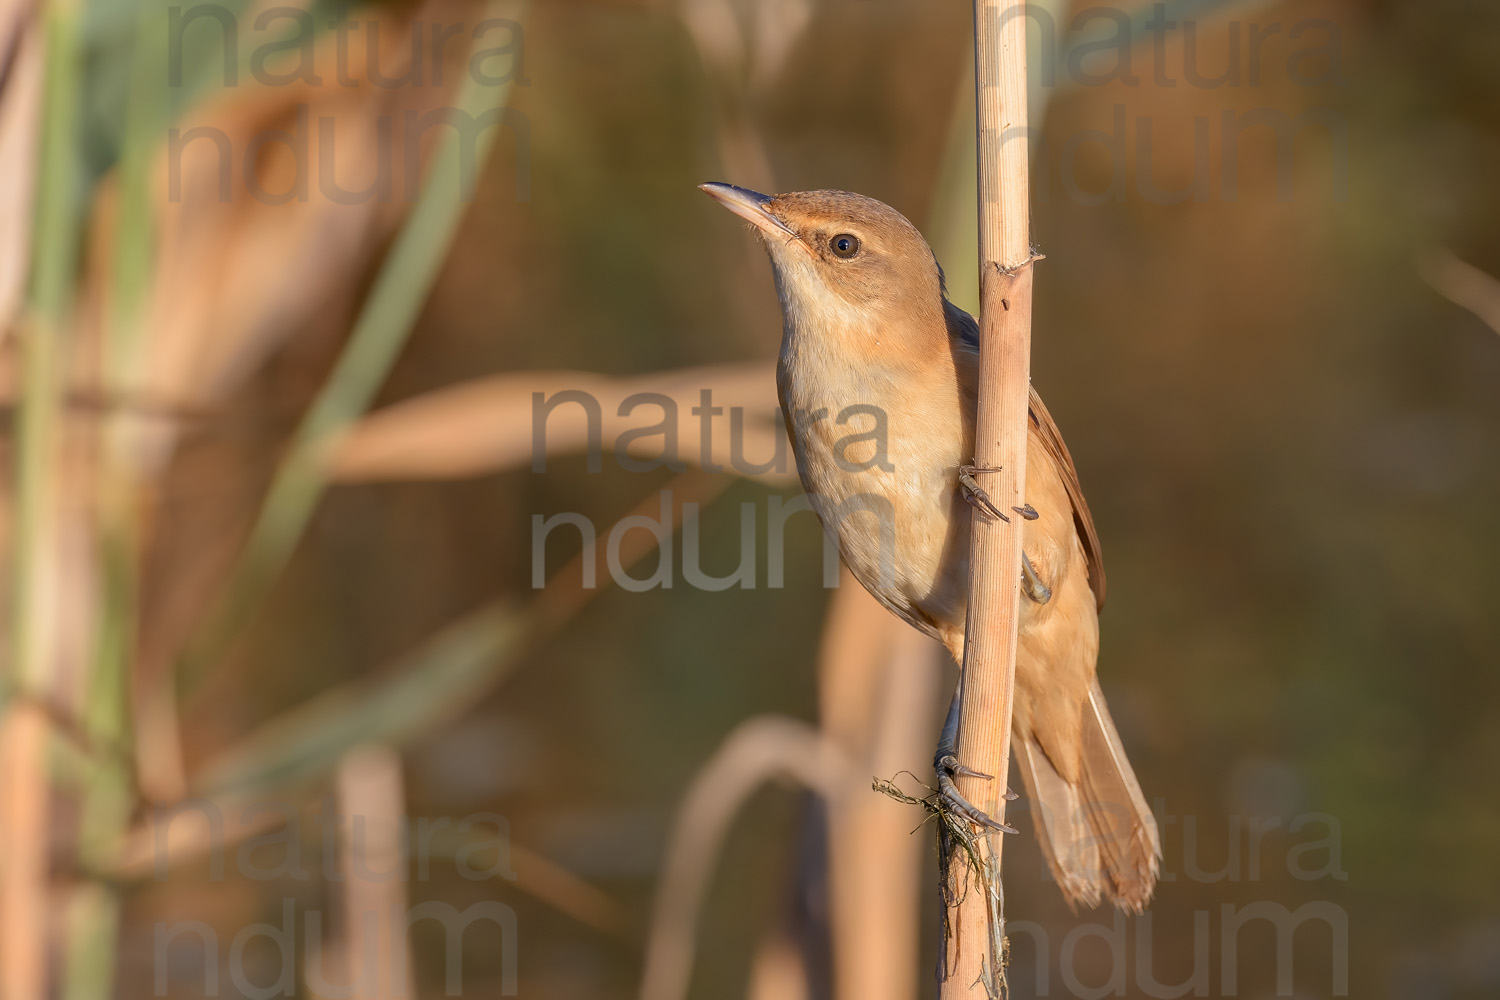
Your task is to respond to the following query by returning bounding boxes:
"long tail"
[1013,680,1161,913]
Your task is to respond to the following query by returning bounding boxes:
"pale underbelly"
[793,429,1078,643]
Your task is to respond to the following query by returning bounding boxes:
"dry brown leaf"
[328,363,796,484]
[508,841,628,934]
[110,788,627,935]
[1418,246,1500,337]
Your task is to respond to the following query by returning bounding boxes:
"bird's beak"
[698,182,798,242]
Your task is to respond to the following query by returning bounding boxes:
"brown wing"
[943,297,1106,609]
[1027,386,1106,610]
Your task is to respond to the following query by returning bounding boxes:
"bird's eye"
[829,233,860,258]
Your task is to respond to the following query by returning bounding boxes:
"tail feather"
[1014,736,1102,909]
[1014,681,1160,912]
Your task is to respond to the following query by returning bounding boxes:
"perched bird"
[700,183,1160,911]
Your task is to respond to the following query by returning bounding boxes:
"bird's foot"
[934,746,1018,834]
[955,469,1050,605]
[958,464,1009,522]
[959,466,1042,525]
[1021,551,1052,605]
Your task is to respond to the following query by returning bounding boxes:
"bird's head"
[699,183,948,353]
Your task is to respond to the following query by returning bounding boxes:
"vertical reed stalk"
[821,578,938,1000]
[942,0,1034,996]
[51,5,189,992]
[0,705,51,1000]
[337,745,414,1000]
[62,7,183,993]
[3,0,84,997]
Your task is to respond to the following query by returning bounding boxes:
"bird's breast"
[777,346,971,623]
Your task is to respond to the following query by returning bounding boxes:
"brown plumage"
[701,183,1160,911]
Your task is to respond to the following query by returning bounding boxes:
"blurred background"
[0,0,1497,998]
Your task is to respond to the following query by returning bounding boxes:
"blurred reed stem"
[61,885,123,1000]
[105,2,173,363]
[57,6,192,994]
[4,1,84,998]
[12,0,81,660]
[62,559,134,1000]
[927,50,979,318]
[178,0,529,694]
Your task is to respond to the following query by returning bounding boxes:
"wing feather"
[1026,387,1106,610]
[944,298,1106,609]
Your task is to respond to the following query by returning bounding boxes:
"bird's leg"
[1021,552,1052,605]
[958,464,1009,522]
[934,686,1018,834]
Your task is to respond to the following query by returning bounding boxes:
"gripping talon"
[958,464,1009,522]
[1013,503,1039,520]
[933,691,1019,834]
[937,762,1017,833]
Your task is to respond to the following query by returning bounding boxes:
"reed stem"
[4,1,85,997]
[941,0,1034,995]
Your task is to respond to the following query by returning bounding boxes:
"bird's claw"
[946,759,992,780]
[935,752,1019,834]
[958,464,1009,522]
[953,471,1050,605]
[1021,552,1052,605]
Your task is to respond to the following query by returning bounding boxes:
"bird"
[699,182,1160,912]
